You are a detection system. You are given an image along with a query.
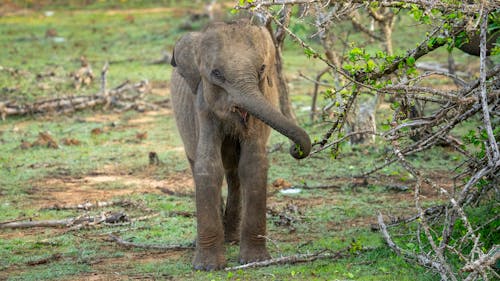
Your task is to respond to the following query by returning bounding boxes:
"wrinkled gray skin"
[170,20,311,270]
[458,31,499,56]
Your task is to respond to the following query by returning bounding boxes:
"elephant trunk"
[231,89,311,159]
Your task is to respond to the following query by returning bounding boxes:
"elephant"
[457,31,499,57]
[169,19,311,270]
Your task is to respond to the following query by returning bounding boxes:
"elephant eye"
[259,64,266,74]
[211,69,225,83]
[258,64,266,80]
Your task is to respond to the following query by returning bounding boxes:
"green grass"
[7,0,198,10]
[0,5,184,103]
[0,2,488,280]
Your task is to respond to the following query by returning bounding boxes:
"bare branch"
[108,234,194,251]
[377,212,450,279]
[0,219,75,229]
[478,10,499,163]
[310,130,381,156]
[351,14,384,41]
[237,0,493,15]
[100,61,109,95]
[41,200,137,211]
[225,249,351,271]
[462,246,500,273]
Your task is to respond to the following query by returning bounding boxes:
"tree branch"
[225,248,356,271]
[478,9,499,164]
[108,234,194,251]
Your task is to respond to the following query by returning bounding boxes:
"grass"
[0,1,490,280]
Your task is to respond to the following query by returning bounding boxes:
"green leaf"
[348,47,364,62]
[366,59,376,72]
[369,1,379,8]
[304,47,315,58]
[480,129,489,140]
[406,67,418,76]
[391,101,400,109]
[295,144,304,157]
[406,56,416,66]
[406,242,416,250]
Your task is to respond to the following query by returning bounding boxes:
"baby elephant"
[170,19,311,270]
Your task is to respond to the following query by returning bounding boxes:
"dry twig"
[377,212,449,277]
[42,200,134,211]
[0,64,156,119]
[0,219,75,229]
[26,253,64,266]
[108,234,194,251]
[238,1,500,279]
[225,249,348,271]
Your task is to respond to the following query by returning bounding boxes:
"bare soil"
[27,171,193,209]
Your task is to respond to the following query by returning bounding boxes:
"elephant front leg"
[238,141,271,264]
[193,159,226,270]
[192,127,226,270]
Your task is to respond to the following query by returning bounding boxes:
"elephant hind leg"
[221,138,241,243]
[224,168,241,243]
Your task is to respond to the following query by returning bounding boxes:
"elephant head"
[171,20,311,159]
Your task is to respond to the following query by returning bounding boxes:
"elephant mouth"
[231,106,249,125]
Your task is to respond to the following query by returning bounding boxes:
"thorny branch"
[238,0,499,279]
[378,212,452,279]
[237,0,497,15]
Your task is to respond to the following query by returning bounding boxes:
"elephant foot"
[193,247,226,271]
[238,245,270,264]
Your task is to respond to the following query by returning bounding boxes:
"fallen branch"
[42,200,134,211]
[0,218,76,229]
[225,245,376,271]
[0,212,135,230]
[108,234,194,251]
[225,250,348,271]
[102,213,162,227]
[27,253,63,266]
[66,212,129,232]
[166,211,195,218]
[297,184,343,190]
[156,187,194,198]
[0,216,32,225]
[0,65,156,120]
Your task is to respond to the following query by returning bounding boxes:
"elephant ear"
[256,26,277,89]
[171,32,202,94]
